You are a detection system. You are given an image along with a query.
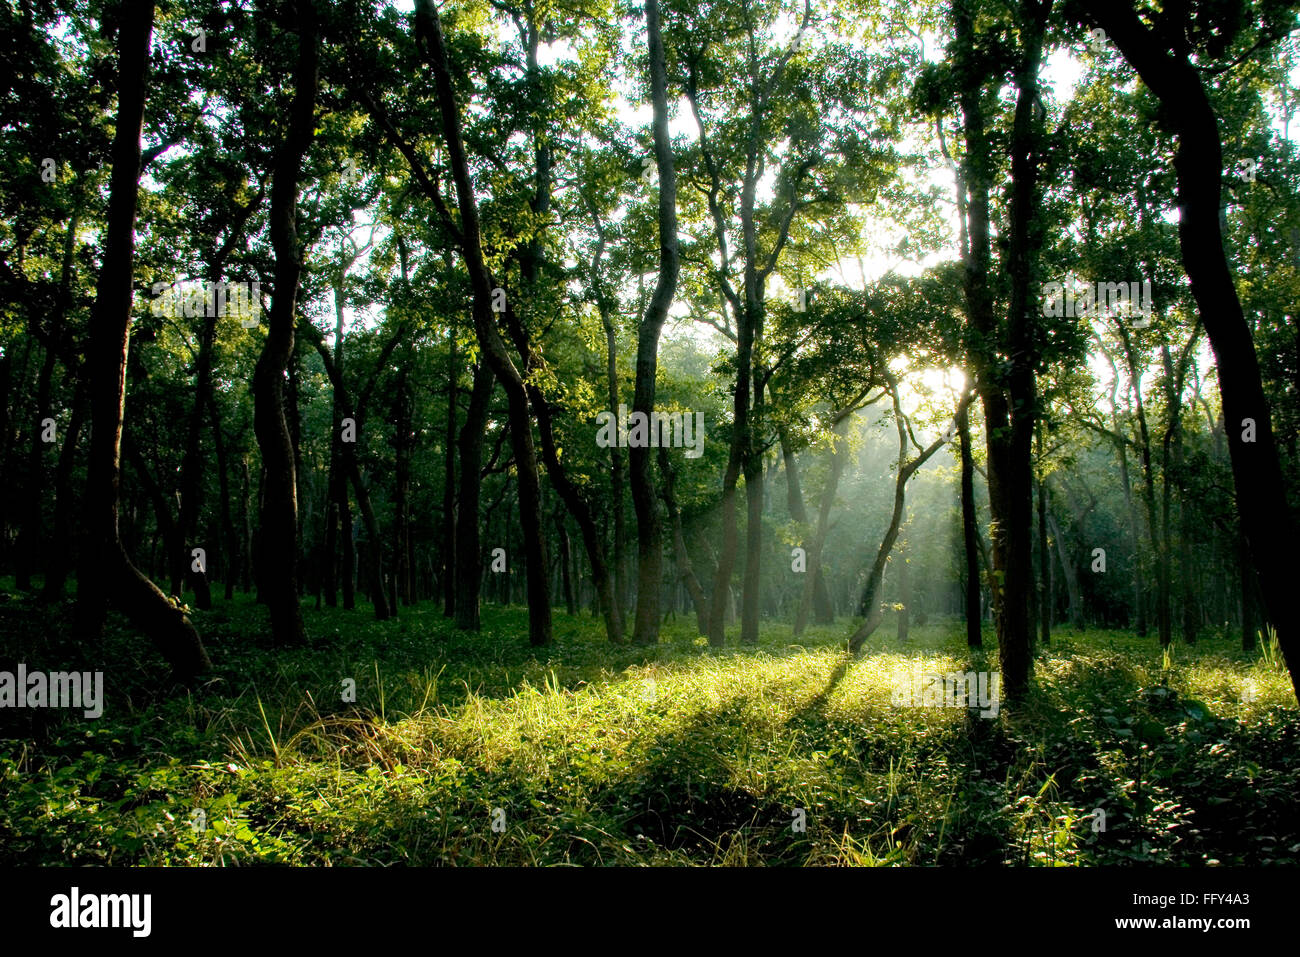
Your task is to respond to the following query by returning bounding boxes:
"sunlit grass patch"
[1,587,1296,866]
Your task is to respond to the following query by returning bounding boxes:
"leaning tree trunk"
[848,385,959,653]
[75,0,209,680]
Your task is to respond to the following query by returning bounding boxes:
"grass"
[0,582,1297,866]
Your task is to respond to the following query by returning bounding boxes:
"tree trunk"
[658,443,708,635]
[392,367,413,606]
[795,418,849,636]
[1036,426,1051,646]
[957,399,982,647]
[1080,4,1300,700]
[75,0,209,680]
[18,208,78,591]
[601,306,627,612]
[988,0,1047,697]
[848,386,959,653]
[454,363,493,630]
[896,541,911,643]
[417,0,551,645]
[345,446,389,620]
[555,508,576,615]
[40,375,88,602]
[443,322,457,617]
[251,0,317,647]
[628,0,681,645]
[780,426,833,628]
[208,394,238,601]
[954,0,1047,698]
[173,303,216,609]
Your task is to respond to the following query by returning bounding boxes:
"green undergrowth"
[1,582,1296,866]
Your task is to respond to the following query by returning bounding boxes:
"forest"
[1,0,1299,871]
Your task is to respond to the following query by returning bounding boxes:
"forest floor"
[1,582,1297,866]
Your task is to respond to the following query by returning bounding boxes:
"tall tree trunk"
[601,305,627,612]
[1114,397,1146,635]
[708,445,744,648]
[957,399,982,647]
[1036,425,1051,645]
[896,540,911,643]
[443,323,457,617]
[417,0,551,645]
[323,280,348,609]
[339,468,355,609]
[555,508,576,615]
[794,418,849,636]
[75,0,209,679]
[251,0,317,647]
[454,363,493,630]
[658,444,708,635]
[530,389,625,642]
[287,344,306,598]
[1045,508,1081,627]
[1160,336,1200,646]
[208,395,238,601]
[173,303,216,609]
[40,375,88,602]
[986,0,1047,698]
[392,366,413,606]
[954,0,1045,697]
[780,426,833,627]
[240,456,253,593]
[500,23,623,644]
[739,380,766,645]
[628,0,681,645]
[18,208,78,591]
[1239,527,1256,651]
[344,439,389,620]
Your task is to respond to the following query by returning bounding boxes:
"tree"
[1080,0,1300,700]
[252,0,319,647]
[629,0,682,645]
[76,0,210,680]
[415,0,552,646]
